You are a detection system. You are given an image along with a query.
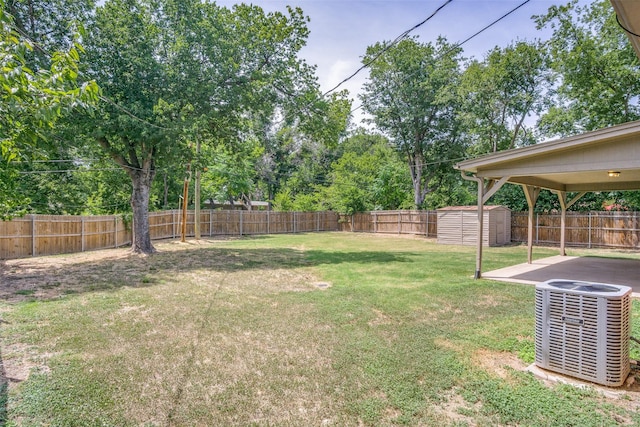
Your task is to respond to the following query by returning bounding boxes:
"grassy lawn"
[1,232,639,426]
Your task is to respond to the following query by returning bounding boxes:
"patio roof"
[451,1,640,279]
[611,0,640,59]
[455,120,640,193]
[454,120,640,279]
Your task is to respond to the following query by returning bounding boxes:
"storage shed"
[437,206,511,246]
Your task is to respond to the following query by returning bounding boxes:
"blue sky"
[221,0,593,126]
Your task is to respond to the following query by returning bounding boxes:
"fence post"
[398,213,401,234]
[239,210,243,236]
[294,212,297,233]
[267,210,270,235]
[114,216,118,248]
[209,210,213,237]
[31,214,36,257]
[81,216,85,252]
[587,211,591,249]
[351,214,354,232]
[535,213,539,244]
[425,211,429,237]
[316,211,320,232]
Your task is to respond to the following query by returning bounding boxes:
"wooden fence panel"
[0,216,33,258]
[0,210,340,259]
[4,210,639,260]
[340,210,437,237]
[149,211,177,240]
[83,215,119,251]
[511,211,640,249]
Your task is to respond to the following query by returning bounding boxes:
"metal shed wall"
[437,206,511,247]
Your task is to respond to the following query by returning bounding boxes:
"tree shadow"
[0,346,6,427]
[0,241,418,302]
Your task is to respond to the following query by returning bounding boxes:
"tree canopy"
[4,0,640,231]
[360,37,465,209]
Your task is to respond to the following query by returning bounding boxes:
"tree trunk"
[97,136,157,255]
[130,168,156,254]
[408,155,425,208]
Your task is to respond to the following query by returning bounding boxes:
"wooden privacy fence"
[339,210,438,237]
[3,209,640,260]
[0,210,339,259]
[512,211,640,249]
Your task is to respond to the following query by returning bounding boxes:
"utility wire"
[6,19,173,131]
[350,0,532,117]
[322,0,454,97]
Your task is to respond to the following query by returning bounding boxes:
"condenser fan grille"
[535,280,631,387]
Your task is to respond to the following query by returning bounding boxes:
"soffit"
[455,120,640,192]
[611,0,640,60]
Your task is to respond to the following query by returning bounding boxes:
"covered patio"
[455,120,640,282]
[483,255,640,296]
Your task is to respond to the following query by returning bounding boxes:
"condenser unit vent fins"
[535,279,631,387]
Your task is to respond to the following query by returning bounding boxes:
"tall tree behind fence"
[0,211,340,259]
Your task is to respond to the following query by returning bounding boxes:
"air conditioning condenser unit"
[535,279,632,387]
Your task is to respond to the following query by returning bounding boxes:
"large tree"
[0,0,98,217]
[535,0,640,137]
[360,37,464,208]
[82,0,319,253]
[459,40,551,155]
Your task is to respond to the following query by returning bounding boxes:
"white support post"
[476,181,484,279]
[523,185,541,264]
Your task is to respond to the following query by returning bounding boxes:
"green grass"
[1,233,639,426]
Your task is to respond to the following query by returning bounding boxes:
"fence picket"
[2,210,639,260]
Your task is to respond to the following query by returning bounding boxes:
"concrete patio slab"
[483,255,640,296]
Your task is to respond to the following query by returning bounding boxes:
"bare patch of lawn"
[1,233,640,426]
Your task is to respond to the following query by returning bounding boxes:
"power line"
[18,168,124,174]
[322,0,454,97]
[350,0,532,117]
[5,18,173,131]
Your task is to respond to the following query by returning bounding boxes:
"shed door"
[495,213,505,244]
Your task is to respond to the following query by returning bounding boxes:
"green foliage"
[0,1,99,217]
[535,0,640,137]
[361,37,465,208]
[0,9,98,158]
[77,0,323,251]
[459,41,550,156]
[318,132,413,214]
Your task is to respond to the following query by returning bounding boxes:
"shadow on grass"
[0,347,5,427]
[0,243,418,302]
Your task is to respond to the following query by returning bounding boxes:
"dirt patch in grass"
[0,238,315,303]
[472,349,528,380]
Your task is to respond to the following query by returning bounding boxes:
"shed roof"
[455,120,640,192]
[437,205,510,211]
